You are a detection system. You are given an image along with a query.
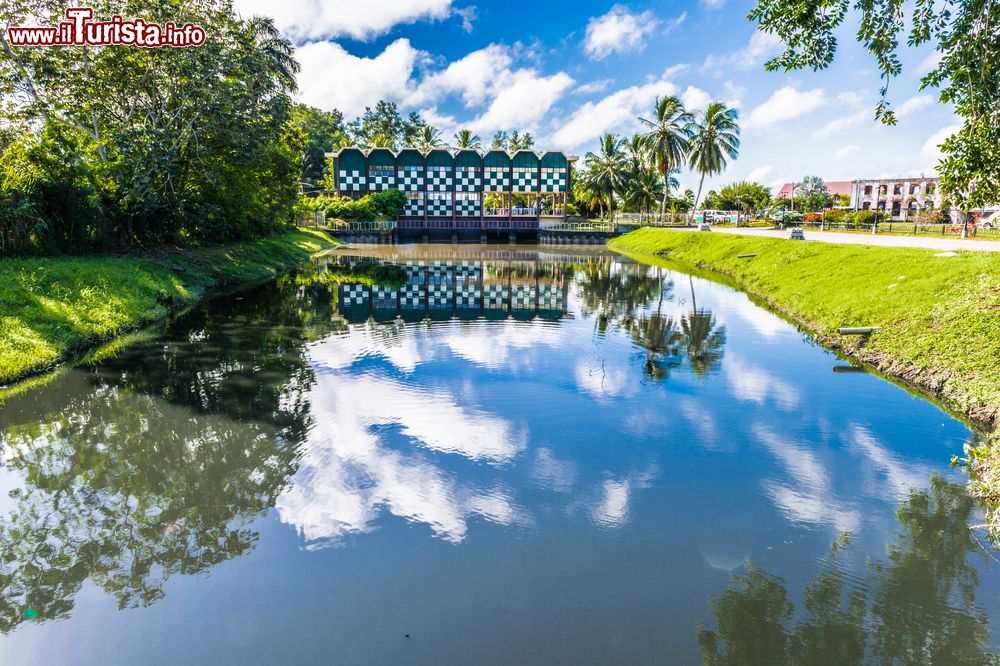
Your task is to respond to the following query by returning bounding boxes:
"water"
[0,244,997,664]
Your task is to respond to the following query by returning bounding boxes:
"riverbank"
[0,227,338,386]
[609,228,1000,526]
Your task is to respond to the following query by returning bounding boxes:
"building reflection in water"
[322,252,571,323]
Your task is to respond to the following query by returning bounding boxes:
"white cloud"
[663,63,690,78]
[583,5,659,60]
[664,12,688,33]
[680,85,712,112]
[920,123,960,164]
[574,79,615,95]
[406,44,513,109]
[702,31,782,72]
[896,94,935,118]
[915,50,943,76]
[467,68,574,135]
[836,91,864,107]
[235,0,456,42]
[813,109,868,139]
[834,144,860,159]
[547,78,677,151]
[296,39,423,117]
[702,0,726,8]
[744,86,826,131]
[722,80,745,108]
[748,165,774,182]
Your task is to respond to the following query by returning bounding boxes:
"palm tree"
[639,96,693,215]
[415,125,444,152]
[688,102,741,222]
[491,130,509,150]
[624,133,650,174]
[584,133,628,220]
[625,169,665,221]
[245,16,300,94]
[453,129,481,150]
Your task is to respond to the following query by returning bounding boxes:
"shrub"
[822,209,847,224]
[313,189,406,221]
[847,210,887,227]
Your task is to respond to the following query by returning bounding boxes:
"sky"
[233,0,958,194]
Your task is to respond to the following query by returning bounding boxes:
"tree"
[747,0,1000,210]
[414,125,444,152]
[0,1,302,249]
[347,101,425,150]
[509,131,534,151]
[795,176,832,212]
[291,104,347,185]
[638,96,693,215]
[453,129,481,150]
[583,133,629,219]
[688,102,741,221]
[625,169,667,220]
[491,130,509,150]
[704,181,773,222]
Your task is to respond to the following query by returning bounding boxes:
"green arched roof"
[455,150,482,168]
[426,149,453,167]
[512,151,539,168]
[367,148,394,167]
[396,149,423,168]
[484,150,511,168]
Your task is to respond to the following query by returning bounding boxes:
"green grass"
[609,227,1000,425]
[0,227,338,384]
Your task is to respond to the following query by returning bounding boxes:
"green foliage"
[748,0,1000,209]
[291,104,347,185]
[0,1,302,252]
[315,189,406,221]
[347,101,426,150]
[0,228,337,384]
[703,181,772,217]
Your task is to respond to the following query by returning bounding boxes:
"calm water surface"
[0,244,997,664]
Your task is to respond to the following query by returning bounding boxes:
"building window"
[910,185,920,195]
[455,191,480,217]
[862,202,871,210]
[426,191,452,216]
[927,183,936,194]
[864,185,873,195]
[893,184,902,195]
[879,185,888,195]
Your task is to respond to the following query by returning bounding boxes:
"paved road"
[703,226,1000,252]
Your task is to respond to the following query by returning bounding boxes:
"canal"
[0,244,996,664]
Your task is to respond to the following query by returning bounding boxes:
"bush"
[822,209,847,224]
[846,210,887,227]
[313,189,406,221]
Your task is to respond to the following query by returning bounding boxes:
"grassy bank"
[0,227,338,385]
[609,228,1000,528]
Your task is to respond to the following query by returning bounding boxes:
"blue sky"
[234,0,958,193]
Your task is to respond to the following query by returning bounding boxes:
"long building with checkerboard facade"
[330,147,577,235]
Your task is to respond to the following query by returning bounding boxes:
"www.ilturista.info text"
[5,8,206,47]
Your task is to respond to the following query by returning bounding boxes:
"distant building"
[777,181,853,201]
[848,177,944,220]
[328,147,577,238]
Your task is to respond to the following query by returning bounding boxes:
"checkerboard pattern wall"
[368,169,395,191]
[339,169,365,192]
[455,262,481,281]
[401,283,424,309]
[372,287,398,310]
[397,167,424,192]
[427,194,452,216]
[426,167,453,192]
[541,169,566,193]
[404,263,425,283]
[512,168,538,193]
[538,284,563,310]
[456,195,481,217]
[341,284,369,306]
[484,168,510,192]
[512,284,536,310]
[484,283,509,309]
[455,167,482,192]
[428,282,453,308]
[404,194,424,217]
[456,282,482,309]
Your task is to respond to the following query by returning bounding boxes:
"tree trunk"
[661,171,669,219]
[690,173,706,225]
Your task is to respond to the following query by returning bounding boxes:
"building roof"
[777,180,853,199]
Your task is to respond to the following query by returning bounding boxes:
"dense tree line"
[0,1,303,254]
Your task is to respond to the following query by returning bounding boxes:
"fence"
[799,220,1000,238]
